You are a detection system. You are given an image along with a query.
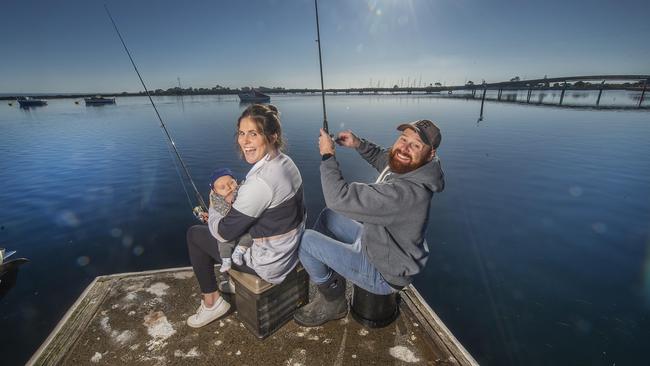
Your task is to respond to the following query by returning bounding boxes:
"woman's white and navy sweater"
[208,152,305,284]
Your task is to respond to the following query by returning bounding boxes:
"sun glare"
[364,0,419,30]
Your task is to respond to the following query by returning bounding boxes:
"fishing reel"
[193,206,208,224]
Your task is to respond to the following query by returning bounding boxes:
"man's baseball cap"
[396,119,441,149]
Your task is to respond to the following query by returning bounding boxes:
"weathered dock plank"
[29,267,477,365]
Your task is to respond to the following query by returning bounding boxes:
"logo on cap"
[396,119,442,149]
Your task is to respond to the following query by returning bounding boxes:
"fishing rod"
[104,5,208,218]
[314,0,329,133]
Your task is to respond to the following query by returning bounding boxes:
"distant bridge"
[265,75,649,108]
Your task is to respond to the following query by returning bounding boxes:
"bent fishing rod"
[314,0,329,133]
[104,5,208,218]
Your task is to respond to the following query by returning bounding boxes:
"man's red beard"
[388,148,428,174]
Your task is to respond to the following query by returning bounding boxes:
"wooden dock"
[28,266,477,365]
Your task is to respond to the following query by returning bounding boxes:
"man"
[294,119,445,327]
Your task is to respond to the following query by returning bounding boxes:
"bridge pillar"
[527,89,532,103]
[497,89,502,100]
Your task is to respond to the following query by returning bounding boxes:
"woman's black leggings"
[186,225,256,293]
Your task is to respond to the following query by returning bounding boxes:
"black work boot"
[294,272,348,327]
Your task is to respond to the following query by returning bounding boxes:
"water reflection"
[1,94,649,365]
[446,89,646,111]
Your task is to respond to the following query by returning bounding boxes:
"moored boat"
[84,96,116,105]
[17,97,47,108]
[238,89,271,103]
[0,249,29,282]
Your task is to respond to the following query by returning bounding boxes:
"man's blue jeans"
[299,208,396,295]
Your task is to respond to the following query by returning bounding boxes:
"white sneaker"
[186,298,230,328]
[220,258,232,273]
[231,246,247,266]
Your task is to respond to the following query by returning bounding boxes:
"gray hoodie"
[320,139,445,288]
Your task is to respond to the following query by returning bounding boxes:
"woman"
[186,104,305,328]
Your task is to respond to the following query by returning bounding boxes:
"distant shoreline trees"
[1,79,646,101]
[136,85,288,96]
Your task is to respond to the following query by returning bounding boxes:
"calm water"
[1,93,649,365]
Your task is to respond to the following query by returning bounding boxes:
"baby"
[208,168,252,273]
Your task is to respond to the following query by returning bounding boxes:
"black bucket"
[350,284,400,328]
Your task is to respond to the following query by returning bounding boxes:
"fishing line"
[104,5,208,218]
[164,136,194,211]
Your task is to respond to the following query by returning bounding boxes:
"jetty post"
[639,79,647,108]
[559,82,568,105]
[596,80,605,107]
[479,87,487,120]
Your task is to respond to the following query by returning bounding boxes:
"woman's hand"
[193,205,209,223]
[199,212,209,223]
[319,128,335,156]
[336,130,361,149]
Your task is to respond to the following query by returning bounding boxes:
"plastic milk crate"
[229,265,309,338]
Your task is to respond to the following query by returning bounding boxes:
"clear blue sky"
[1,0,648,93]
